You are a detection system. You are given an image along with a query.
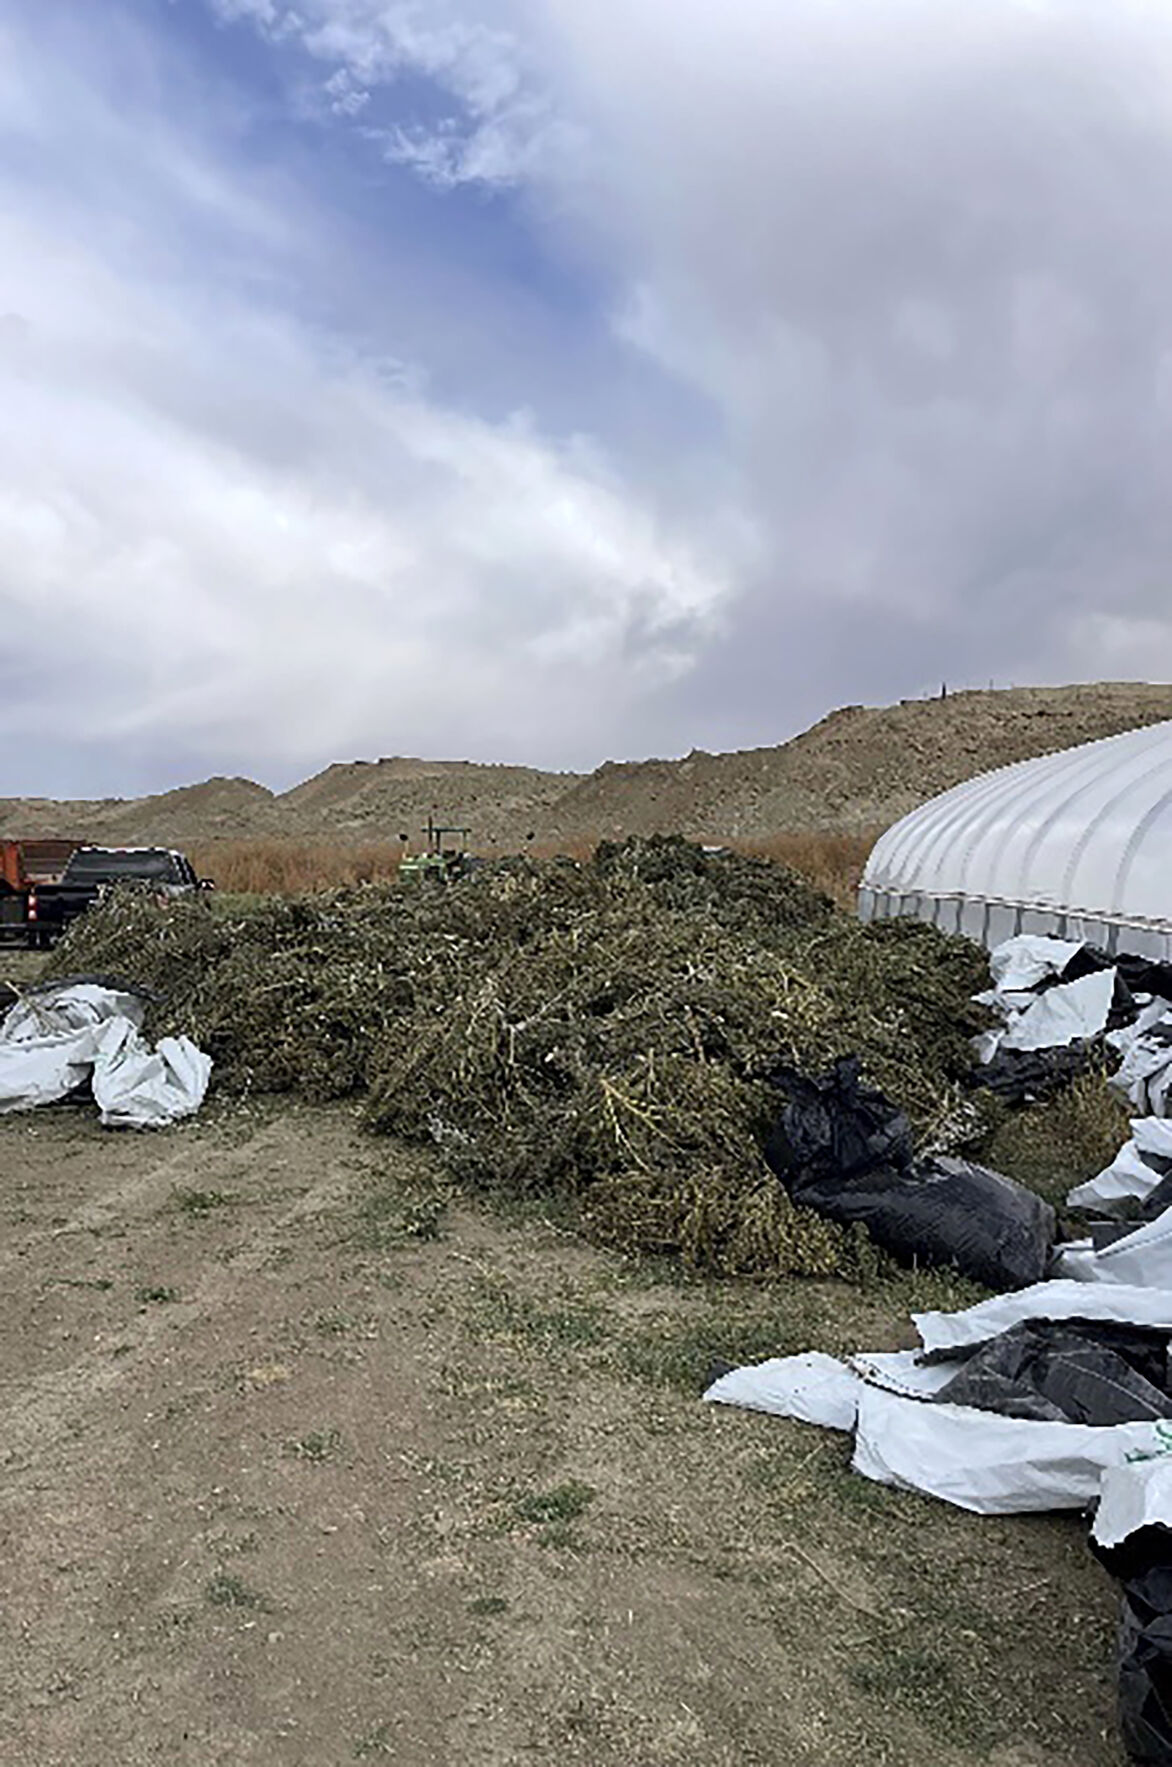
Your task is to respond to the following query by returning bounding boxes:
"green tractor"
[398,816,477,885]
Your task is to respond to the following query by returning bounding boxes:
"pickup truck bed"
[3,845,206,947]
[0,840,80,946]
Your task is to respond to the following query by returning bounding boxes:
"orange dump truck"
[0,839,80,947]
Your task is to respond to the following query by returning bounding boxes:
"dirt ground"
[0,1067,1128,1766]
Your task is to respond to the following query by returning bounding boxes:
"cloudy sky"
[2,0,1171,794]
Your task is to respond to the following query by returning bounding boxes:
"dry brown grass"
[730,831,878,909]
[189,829,876,905]
[190,839,403,894]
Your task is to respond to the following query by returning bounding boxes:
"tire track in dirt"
[0,1121,356,1472]
[0,1119,289,1279]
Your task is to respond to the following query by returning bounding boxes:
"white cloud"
[0,9,731,783]
[221,0,1172,693]
[209,0,570,187]
[10,0,1172,796]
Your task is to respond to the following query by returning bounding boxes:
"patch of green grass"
[468,1594,509,1617]
[314,1309,357,1336]
[204,1570,269,1611]
[135,1284,179,1306]
[287,1427,343,1463]
[45,1276,114,1292]
[466,1280,610,1359]
[352,1181,448,1250]
[515,1480,596,1548]
[173,1187,234,1217]
[848,1643,986,1747]
[980,1071,1130,1210]
[617,1313,791,1394]
[609,1260,987,1398]
[353,1722,397,1759]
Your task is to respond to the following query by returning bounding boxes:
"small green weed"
[205,1570,268,1611]
[174,1188,234,1217]
[849,1644,982,1746]
[468,1594,509,1617]
[287,1427,343,1463]
[354,1721,397,1757]
[353,1183,448,1250]
[515,1480,595,1547]
[135,1285,179,1306]
[515,1482,596,1526]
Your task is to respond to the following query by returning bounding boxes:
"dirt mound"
[538,683,1172,840]
[278,757,581,842]
[98,777,279,843]
[0,762,577,849]
[5,682,1169,852]
[47,838,989,1280]
[0,778,277,845]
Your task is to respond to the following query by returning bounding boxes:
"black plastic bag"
[1094,1530,1172,1765]
[764,1057,915,1184]
[973,1041,1101,1105]
[765,1057,1055,1290]
[922,1320,1172,1426]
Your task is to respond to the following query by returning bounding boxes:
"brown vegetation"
[189,829,874,908]
[189,839,403,894]
[734,830,877,908]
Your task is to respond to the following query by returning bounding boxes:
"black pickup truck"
[25,846,211,947]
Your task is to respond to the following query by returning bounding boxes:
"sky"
[3,0,1172,795]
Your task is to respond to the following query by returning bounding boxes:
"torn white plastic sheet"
[0,984,146,1113]
[1068,1119,1172,1216]
[1,984,147,1040]
[972,986,1038,1021]
[0,983,210,1127]
[1054,1209,1172,1287]
[90,1018,212,1129]
[1111,1007,1172,1117]
[1094,1454,1172,1551]
[704,1352,862,1431]
[0,1024,101,1111]
[704,1281,1172,1515]
[989,935,1086,995]
[912,1279,1172,1346]
[992,968,1117,1057]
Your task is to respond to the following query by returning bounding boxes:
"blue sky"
[2,0,1172,794]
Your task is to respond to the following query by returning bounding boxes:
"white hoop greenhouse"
[858,719,1172,959]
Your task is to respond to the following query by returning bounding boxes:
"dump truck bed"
[0,839,79,891]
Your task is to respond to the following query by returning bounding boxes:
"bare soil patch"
[0,1098,1124,1766]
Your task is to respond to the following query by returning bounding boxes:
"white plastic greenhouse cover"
[858,718,1172,957]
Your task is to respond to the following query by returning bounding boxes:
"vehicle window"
[64,850,182,884]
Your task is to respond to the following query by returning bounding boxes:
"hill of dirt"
[280,758,581,843]
[2,683,1170,850]
[534,682,1172,841]
[0,778,282,845]
[0,761,580,848]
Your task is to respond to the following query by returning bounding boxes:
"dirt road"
[0,1097,1123,1766]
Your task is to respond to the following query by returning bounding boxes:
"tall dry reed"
[190,829,877,908]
